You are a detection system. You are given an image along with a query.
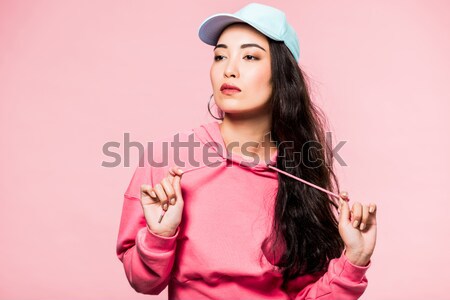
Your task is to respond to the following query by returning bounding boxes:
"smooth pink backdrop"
[1,1,449,299]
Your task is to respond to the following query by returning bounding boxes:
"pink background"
[1,1,449,299]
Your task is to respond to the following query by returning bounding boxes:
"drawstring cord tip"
[158,210,165,223]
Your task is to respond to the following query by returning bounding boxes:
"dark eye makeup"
[214,54,259,61]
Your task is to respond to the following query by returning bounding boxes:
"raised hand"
[139,167,184,237]
[338,192,377,266]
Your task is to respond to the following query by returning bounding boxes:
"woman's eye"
[244,55,258,60]
[214,55,258,61]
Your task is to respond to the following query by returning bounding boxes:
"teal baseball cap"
[198,3,300,62]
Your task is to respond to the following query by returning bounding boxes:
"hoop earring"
[208,94,224,120]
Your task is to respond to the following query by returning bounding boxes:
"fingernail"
[353,220,359,228]
[163,203,168,211]
[178,169,183,174]
[369,207,374,213]
[150,191,156,198]
[360,223,365,230]
[170,198,175,205]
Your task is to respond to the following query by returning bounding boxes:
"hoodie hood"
[187,121,278,178]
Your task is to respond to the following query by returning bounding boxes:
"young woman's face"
[210,23,272,118]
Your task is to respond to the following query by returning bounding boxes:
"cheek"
[247,65,272,93]
[250,64,270,83]
[210,66,221,88]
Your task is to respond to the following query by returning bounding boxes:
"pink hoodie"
[116,121,371,300]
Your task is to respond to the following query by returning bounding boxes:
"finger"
[338,197,351,225]
[340,191,350,201]
[140,184,157,200]
[351,202,363,228]
[337,191,348,214]
[360,204,370,230]
[167,167,184,184]
[153,183,168,211]
[160,177,176,206]
[167,168,175,185]
[149,188,156,198]
[172,174,183,203]
[176,167,184,176]
[367,203,378,225]
[170,166,184,176]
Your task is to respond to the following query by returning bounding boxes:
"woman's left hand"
[337,192,377,266]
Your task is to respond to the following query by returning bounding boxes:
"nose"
[224,57,239,78]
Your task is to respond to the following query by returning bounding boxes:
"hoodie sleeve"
[116,148,179,295]
[284,249,371,300]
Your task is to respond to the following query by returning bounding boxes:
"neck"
[218,114,277,158]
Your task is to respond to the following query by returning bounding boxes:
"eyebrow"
[213,43,266,52]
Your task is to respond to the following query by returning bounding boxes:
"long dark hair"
[207,38,344,287]
[266,39,344,288]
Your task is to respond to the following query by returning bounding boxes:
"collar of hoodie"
[180,121,279,178]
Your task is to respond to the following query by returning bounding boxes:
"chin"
[220,108,257,116]
[217,101,244,110]
[216,98,240,108]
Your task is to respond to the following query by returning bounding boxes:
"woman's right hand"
[140,167,184,237]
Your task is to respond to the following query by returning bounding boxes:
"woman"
[116,3,377,299]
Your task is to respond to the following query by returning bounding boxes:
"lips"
[220,83,241,92]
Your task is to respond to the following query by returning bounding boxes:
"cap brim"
[198,13,250,46]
